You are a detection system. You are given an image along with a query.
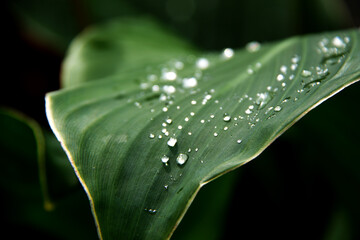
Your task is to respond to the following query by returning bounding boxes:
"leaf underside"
[46,22,360,240]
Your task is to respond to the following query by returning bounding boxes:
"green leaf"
[46,26,360,239]
[61,17,197,88]
[0,108,53,210]
[0,109,98,239]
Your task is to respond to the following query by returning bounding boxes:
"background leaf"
[0,109,98,239]
[46,26,360,239]
[61,17,197,88]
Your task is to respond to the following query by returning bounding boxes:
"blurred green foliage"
[2,0,360,239]
[0,109,98,239]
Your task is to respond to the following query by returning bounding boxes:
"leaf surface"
[46,26,360,239]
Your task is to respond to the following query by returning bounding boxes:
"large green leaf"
[46,26,360,239]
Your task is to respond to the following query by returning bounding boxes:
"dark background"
[1,0,360,239]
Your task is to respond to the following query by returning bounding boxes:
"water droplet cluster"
[135,34,351,214]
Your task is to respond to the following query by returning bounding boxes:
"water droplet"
[223,114,231,122]
[291,64,298,71]
[204,94,212,101]
[304,79,322,89]
[214,132,218,137]
[277,74,284,81]
[255,92,271,109]
[167,137,177,147]
[237,139,242,144]
[281,82,286,87]
[280,65,287,74]
[222,48,234,59]
[314,67,330,80]
[134,102,142,108]
[163,85,176,94]
[191,100,197,105]
[210,114,215,119]
[195,148,199,152]
[162,71,177,81]
[161,155,170,164]
[176,153,188,165]
[190,112,195,116]
[246,41,261,52]
[145,208,157,214]
[162,128,167,134]
[164,185,169,190]
[274,106,282,112]
[162,107,168,112]
[188,132,192,135]
[166,118,172,124]
[196,58,210,69]
[158,135,163,139]
[282,97,291,103]
[182,77,198,88]
[247,68,254,74]
[200,119,205,123]
[174,61,184,70]
[332,36,345,48]
[184,117,189,122]
[148,208,156,214]
[159,94,167,101]
[301,70,312,77]
[291,55,300,63]
[148,74,157,82]
[224,126,229,131]
[149,133,155,139]
[318,36,348,64]
[245,109,252,115]
[265,107,273,115]
[178,125,183,130]
[289,74,295,80]
[140,82,149,89]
